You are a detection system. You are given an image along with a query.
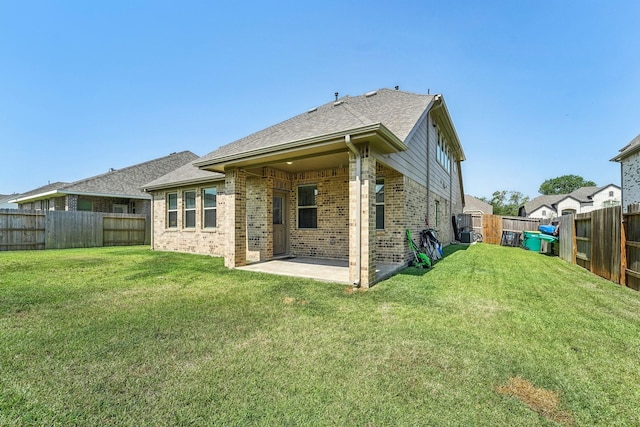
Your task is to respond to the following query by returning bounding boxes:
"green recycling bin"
[522,231,542,252]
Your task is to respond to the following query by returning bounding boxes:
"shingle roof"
[196,88,435,165]
[522,194,564,214]
[14,151,198,202]
[463,195,493,214]
[143,160,225,191]
[522,185,609,214]
[13,182,70,200]
[611,133,640,162]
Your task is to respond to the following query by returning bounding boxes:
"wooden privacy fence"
[622,204,640,291]
[459,214,541,245]
[478,206,639,291]
[0,209,150,251]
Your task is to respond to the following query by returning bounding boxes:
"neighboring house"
[611,132,640,211]
[0,194,18,209]
[519,185,621,219]
[11,151,197,216]
[144,88,466,287]
[463,194,493,214]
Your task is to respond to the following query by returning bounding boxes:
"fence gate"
[482,214,502,245]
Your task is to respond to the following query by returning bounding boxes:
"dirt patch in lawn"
[283,297,309,305]
[497,376,575,425]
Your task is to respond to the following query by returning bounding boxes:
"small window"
[184,191,196,228]
[542,210,546,216]
[77,199,93,211]
[167,193,178,228]
[203,188,217,228]
[609,191,614,197]
[376,178,384,230]
[297,185,317,229]
[436,130,451,173]
[113,204,128,214]
[435,200,440,227]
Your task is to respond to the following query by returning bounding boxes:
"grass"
[1,244,639,426]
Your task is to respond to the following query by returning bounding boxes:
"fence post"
[621,211,627,286]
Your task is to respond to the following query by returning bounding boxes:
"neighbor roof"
[463,195,493,214]
[522,194,564,215]
[12,151,198,203]
[522,185,616,215]
[194,88,449,170]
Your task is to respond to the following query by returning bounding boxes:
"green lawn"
[1,245,639,426]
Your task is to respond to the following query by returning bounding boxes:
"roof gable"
[144,160,225,191]
[612,132,640,162]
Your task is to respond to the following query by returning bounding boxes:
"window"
[77,199,92,211]
[167,193,178,228]
[437,130,451,173]
[297,185,317,228]
[434,200,440,227]
[203,188,217,228]
[184,191,196,228]
[609,191,614,197]
[113,204,128,214]
[376,178,384,230]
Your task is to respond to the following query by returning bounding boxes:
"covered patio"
[237,257,404,286]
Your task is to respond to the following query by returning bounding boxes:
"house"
[463,194,493,214]
[611,132,640,211]
[518,184,621,219]
[0,194,18,209]
[144,88,466,287]
[11,151,197,215]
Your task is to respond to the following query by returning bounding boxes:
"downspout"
[149,191,154,249]
[345,135,361,287]
[428,94,444,225]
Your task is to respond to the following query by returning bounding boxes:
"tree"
[539,175,596,195]
[481,191,529,217]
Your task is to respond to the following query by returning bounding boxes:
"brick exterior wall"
[290,166,350,259]
[375,165,406,264]
[246,175,268,261]
[621,152,640,211]
[19,194,150,214]
[151,183,226,256]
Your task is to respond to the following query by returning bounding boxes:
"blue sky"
[1,0,638,200]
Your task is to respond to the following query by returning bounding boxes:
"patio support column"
[224,168,247,268]
[360,145,377,286]
[349,143,377,287]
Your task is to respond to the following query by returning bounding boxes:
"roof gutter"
[143,175,226,192]
[345,134,361,287]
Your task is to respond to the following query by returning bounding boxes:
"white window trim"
[297,184,318,229]
[167,192,178,228]
[183,190,197,229]
[202,187,217,229]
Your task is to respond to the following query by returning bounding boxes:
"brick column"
[360,147,377,286]
[224,168,247,268]
[349,144,377,287]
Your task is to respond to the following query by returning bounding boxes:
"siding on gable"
[379,115,428,186]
